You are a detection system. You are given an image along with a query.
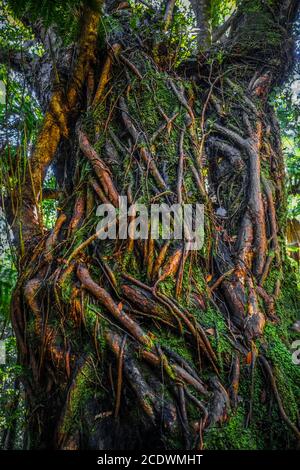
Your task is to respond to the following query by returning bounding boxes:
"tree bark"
[3,0,300,449]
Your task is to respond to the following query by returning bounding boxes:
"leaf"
[246,351,252,365]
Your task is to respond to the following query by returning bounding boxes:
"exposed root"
[45,213,67,261]
[119,97,168,191]
[92,43,122,108]
[77,264,151,346]
[151,241,170,280]
[68,194,85,236]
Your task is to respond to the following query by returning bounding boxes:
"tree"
[0,0,300,450]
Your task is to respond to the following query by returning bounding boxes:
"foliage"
[211,0,236,28]
[272,76,300,218]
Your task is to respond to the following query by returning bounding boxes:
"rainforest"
[0,0,300,452]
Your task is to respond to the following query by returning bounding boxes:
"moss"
[260,323,300,422]
[154,328,194,364]
[159,277,177,298]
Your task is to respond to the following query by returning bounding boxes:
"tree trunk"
[5,0,300,450]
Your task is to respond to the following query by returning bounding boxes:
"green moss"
[154,328,193,364]
[254,264,300,445]
[260,323,300,422]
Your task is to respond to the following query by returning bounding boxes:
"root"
[119,54,143,80]
[256,286,277,321]
[140,349,208,396]
[77,264,151,346]
[77,129,119,207]
[168,79,194,123]
[151,241,170,280]
[246,345,256,427]
[156,292,219,373]
[177,384,191,448]
[262,176,280,266]
[45,213,67,261]
[68,194,85,236]
[92,43,121,108]
[207,377,230,427]
[155,248,182,285]
[89,177,110,204]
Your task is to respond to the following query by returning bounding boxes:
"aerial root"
[92,43,121,109]
[207,377,230,427]
[246,345,257,427]
[89,177,110,204]
[177,383,191,448]
[77,128,119,207]
[121,272,219,372]
[151,241,170,280]
[185,388,208,449]
[119,53,143,80]
[68,194,85,236]
[84,267,212,399]
[140,349,208,396]
[106,331,178,430]
[45,213,67,262]
[23,277,71,376]
[155,248,182,285]
[157,292,219,373]
[77,264,151,346]
[256,286,278,321]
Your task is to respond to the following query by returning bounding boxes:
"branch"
[14,3,102,246]
[212,10,237,43]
